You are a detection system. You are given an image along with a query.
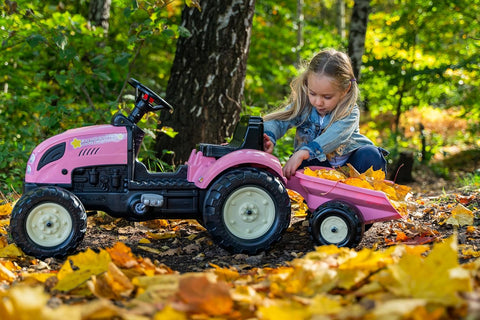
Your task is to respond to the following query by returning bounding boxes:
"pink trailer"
[287,167,403,247]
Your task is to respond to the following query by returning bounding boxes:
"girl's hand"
[283,149,310,179]
[263,134,274,154]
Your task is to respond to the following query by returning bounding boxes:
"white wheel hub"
[26,202,73,247]
[224,186,275,240]
[320,216,348,244]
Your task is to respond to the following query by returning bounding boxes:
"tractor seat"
[197,115,264,158]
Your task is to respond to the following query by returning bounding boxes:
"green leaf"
[94,70,111,81]
[114,52,132,66]
[161,28,175,38]
[59,47,77,61]
[26,34,46,48]
[123,6,132,18]
[54,33,68,50]
[178,26,191,38]
[54,73,68,85]
[160,126,178,138]
[185,0,201,11]
[74,74,86,87]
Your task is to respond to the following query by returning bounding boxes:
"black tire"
[203,168,291,254]
[364,223,373,232]
[10,186,87,259]
[308,200,364,248]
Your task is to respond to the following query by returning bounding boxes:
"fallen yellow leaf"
[154,305,187,320]
[0,261,17,283]
[0,243,25,258]
[175,274,233,315]
[343,177,374,190]
[54,248,111,292]
[88,262,134,300]
[445,204,474,227]
[378,235,472,306]
[0,202,13,216]
[258,299,312,320]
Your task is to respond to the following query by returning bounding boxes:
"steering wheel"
[128,78,173,113]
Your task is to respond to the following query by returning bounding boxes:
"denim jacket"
[264,104,377,163]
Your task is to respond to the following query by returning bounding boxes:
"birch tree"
[347,0,370,80]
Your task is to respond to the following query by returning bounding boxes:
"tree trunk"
[296,0,304,64]
[347,0,370,80]
[336,0,346,39]
[88,0,112,33]
[155,0,256,165]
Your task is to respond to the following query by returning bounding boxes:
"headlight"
[28,153,36,164]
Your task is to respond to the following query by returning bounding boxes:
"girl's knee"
[349,146,387,173]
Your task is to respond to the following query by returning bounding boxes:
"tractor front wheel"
[10,186,87,259]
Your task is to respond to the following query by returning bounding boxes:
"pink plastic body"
[25,125,128,184]
[187,149,286,188]
[286,167,402,224]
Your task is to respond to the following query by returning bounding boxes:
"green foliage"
[1,0,479,195]
[360,0,480,164]
[0,0,185,194]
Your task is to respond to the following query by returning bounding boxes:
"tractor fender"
[187,149,285,189]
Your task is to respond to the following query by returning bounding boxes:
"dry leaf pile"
[0,186,479,319]
[303,165,412,216]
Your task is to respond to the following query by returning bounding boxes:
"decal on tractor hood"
[70,133,125,149]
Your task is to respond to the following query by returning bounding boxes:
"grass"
[457,170,480,188]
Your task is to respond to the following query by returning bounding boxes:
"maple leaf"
[257,299,312,320]
[54,248,111,292]
[377,235,472,306]
[0,235,8,247]
[0,285,81,320]
[445,204,474,227]
[287,189,308,217]
[87,262,135,300]
[0,243,24,258]
[335,247,396,290]
[210,263,241,282]
[460,244,480,259]
[304,167,346,181]
[174,274,233,316]
[0,202,13,217]
[362,166,386,181]
[106,242,139,269]
[343,177,374,190]
[0,261,17,283]
[133,274,180,304]
[153,305,187,320]
[106,241,173,277]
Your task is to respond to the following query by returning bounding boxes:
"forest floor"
[59,165,479,273]
[1,164,480,319]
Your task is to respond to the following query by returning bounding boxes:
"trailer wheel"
[309,200,363,248]
[10,186,87,259]
[203,168,291,254]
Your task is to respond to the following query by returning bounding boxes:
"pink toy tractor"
[10,78,402,259]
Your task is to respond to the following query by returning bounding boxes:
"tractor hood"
[25,125,128,184]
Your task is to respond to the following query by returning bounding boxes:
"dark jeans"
[299,145,388,174]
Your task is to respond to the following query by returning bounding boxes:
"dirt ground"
[40,167,475,274]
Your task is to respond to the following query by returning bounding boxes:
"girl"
[263,49,388,179]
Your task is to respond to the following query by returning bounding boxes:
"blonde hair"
[263,49,359,127]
